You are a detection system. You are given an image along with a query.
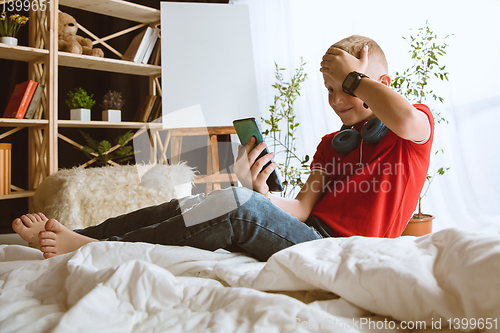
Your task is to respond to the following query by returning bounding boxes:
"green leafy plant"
[65,88,96,110]
[391,21,451,219]
[100,90,125,110]
[0,11,29,38]
[261,58,309,197]
[78,130,136,166]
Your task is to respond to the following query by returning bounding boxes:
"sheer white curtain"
[230,0,500,233]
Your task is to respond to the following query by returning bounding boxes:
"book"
[147,36,161,65]
[141,27,160,64]
[122,27,153,63]
[24,84,44,119]
[147,95,162,122]
[3,80,39,119]
[153,38,161,66]
[135,95,157,122]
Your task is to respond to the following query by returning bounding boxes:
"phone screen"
[233,117,283,192]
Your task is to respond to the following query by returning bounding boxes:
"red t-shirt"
[310,104,434,238]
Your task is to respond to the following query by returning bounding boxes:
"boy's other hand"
[233,136,277,196]
[320,45,369,85]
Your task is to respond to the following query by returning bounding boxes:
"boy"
[13,35,433,261]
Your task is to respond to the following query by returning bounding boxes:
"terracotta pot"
[402,214,434,237]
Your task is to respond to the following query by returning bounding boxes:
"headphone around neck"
[331,117,389,155]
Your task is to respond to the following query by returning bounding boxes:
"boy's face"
[323,73,374,126]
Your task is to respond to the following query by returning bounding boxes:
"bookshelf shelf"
[60,0,160,23]
[0,119,49,128]
[58,52,161,76]
[0,44,48,63]
[58,120,162,129]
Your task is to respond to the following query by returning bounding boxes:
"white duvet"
[1,228,499,332]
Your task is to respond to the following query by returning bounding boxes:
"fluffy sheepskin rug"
[33,163,195,230]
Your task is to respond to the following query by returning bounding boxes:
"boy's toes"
[39,230,56,241]
[43,252,56,259]
[37,212,48,221]
[20,214,35,227]
[31,213,43,223]
[45,219,64,233]
[12,218,25,233]
[39,238,56,246]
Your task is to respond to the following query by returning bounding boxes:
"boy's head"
[322,35,390,126]
[331,35,388,79]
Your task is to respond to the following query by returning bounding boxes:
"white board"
[160,2,259,129]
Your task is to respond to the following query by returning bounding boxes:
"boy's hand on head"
[320,45,369,84]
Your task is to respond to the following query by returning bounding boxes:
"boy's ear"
[379,74,391,87]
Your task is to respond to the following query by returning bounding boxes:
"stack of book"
[122,26,161,65]
[2,80,44,119]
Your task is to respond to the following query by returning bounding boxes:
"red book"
[3,80,39,119]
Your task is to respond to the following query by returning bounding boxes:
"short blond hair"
[332,35,388,74]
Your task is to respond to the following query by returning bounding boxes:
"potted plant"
[0,11,29,45]
[391,21,451,236]
[101,90,124,122]
[261,58,309,198]
[66,87,95,121]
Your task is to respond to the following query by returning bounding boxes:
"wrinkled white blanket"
[1,228,499,333]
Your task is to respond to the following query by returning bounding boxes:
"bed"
[2,228,500,332]
[1,166,499,332]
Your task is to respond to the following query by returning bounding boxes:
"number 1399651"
[3,0,50,12]
[446,318,497,330]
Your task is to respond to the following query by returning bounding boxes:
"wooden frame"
[169,126,238,193]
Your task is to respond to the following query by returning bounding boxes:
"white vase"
[70,108,91,121]
[0,37,18,46]
[102,110,121,122]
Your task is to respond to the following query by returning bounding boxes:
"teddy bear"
[58,11,104,57]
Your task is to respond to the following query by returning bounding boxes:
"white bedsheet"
[1,228,499,332]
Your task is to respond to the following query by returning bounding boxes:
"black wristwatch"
[342,71,369,97]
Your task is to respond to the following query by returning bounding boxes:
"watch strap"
[342,71,369,97]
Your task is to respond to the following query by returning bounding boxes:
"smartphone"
[233,117,283,192]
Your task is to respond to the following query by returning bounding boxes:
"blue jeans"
[77,187,324,261]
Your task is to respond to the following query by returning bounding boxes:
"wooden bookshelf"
[0,0,163,200]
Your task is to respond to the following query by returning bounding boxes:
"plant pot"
[70,108,91,121]
[0,37,18,46]
[102,109,121,122]
[402,214,434,237]
[0,143,12,196]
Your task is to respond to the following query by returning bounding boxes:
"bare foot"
[39,219,98,259]
[12,213,49,245]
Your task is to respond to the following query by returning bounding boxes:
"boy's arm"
[355,77,430,142]
[266,170,328,222]
[321,46,430,142]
